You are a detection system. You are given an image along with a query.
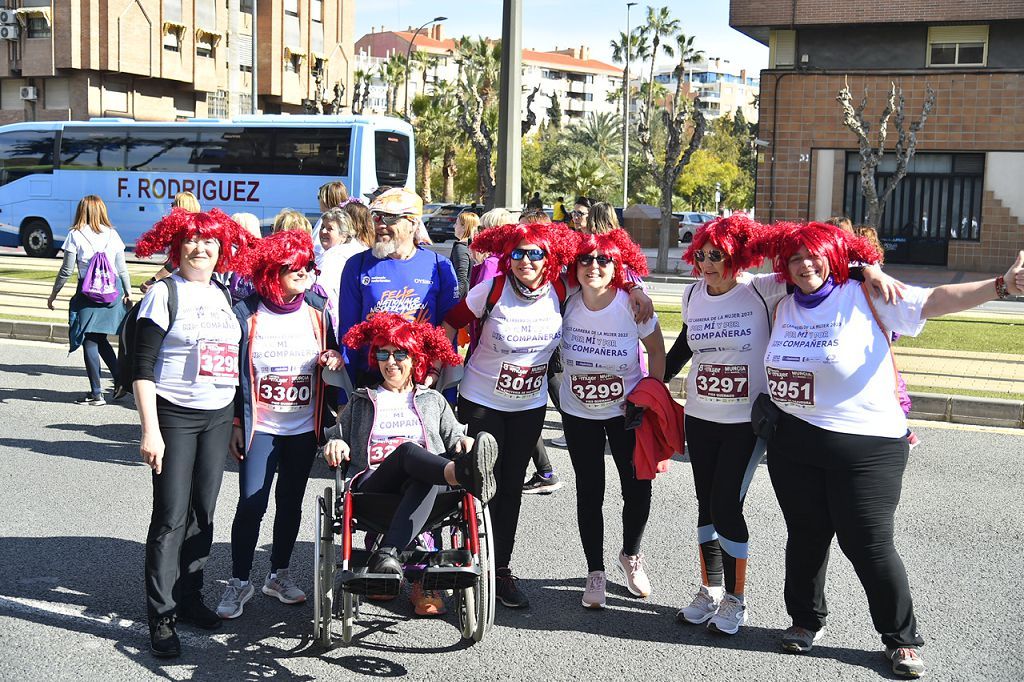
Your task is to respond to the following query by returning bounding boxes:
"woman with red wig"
[215,230,342,620]
[131,208,251,658]
[321,313,498,617]
[558,229,665,608]
[761,223,1024,677]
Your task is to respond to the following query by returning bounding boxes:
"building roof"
[392,31,459,53]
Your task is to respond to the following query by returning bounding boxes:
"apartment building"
[0,0,355,123]
[354,24,622,125]
[652,57,759,123]
[731,0,1024,270]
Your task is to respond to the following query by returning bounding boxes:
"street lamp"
[622,2,637,209]
[404,16,446,119]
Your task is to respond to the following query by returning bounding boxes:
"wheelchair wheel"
[469,501,495,642]
[341,590,355,644]
[313,486,334,647]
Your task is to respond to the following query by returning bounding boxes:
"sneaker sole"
[707,618,744,635]
[496,595,529,609]
[616,564,650,598]
[470,433,498,503]
[782,632,824,653]
[581,598,605,609]
[522,481,563,494]
[677,610,716,625]
[218,589,255,619]
[262,585,306,605]
[150,644,181,658]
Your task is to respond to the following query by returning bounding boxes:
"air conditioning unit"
[0,9,16,25]
[0,24,19,40]
[20,86,37,101]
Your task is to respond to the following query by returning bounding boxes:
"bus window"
[126,129,198,172]
[374,131,409,187]
[194,127,273,173]
[58,128,127,171]
[273,127,351,176]
[0,130,55,186]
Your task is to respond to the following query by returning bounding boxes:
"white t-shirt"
[559,289,657,420]
[317,241,367,335]
[681,273,787,424]
[136,274,241,410]
[460,278,564,411]
[60,227,125,278]
[764,281,928,438]
[367,387,427,470]
[250,303,322,435]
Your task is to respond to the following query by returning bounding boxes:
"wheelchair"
[312,463,496,646]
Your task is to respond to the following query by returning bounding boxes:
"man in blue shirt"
[338,188,460,390]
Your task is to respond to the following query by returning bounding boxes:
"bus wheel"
[21,219,55,258]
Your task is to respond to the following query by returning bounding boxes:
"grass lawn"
[906,385,1024,402]
[0,268,149,288]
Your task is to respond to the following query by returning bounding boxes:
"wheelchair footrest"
[421,565,481,591]
[339,570,403,596]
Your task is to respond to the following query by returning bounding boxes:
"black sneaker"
[73,394,106,406]
[149,616,181,658]
[522,471,563,495]
[178,597,222,630]
[453,432,498,502]
[496,568,529,609]
[368,546,404,577]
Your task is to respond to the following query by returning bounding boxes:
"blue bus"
[0,114,414,256]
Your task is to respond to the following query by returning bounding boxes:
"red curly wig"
[242,230,316,305]
[342,312,462,385]
[469,222,580,286]
[571,228,650,290]
[683,215,766,278]
[765,221,882,286]
[135,208,252,273]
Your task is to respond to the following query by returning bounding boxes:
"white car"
[677,212,716,243]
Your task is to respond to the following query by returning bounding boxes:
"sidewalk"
[3,254,1023,428]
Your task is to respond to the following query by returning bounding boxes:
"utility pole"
[404,17,446,120]
[250,0,258,113]
[494,0,523,210]
[622,2,637,209]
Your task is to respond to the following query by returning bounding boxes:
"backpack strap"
[860,281,900,401]
[484,274,506,318]
[552,276,568,313]
[163,277,179,330]
[750,281,773,331]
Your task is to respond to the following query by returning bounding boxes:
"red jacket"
[628,377,685,480]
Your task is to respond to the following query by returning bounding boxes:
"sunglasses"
[570,210,588,219]
[510,248,546,262]
[374,349,410,362]
[577,254,614,267]
[693,249,725,263]
[372,212,410,227]
[283,261,317,274]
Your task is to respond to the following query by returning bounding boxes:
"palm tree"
[454,36,502,206]
[412,49,440,96]
[610,28,651,130]
[640,5,681,127]
[381,54,407,115]
[553,155,609,199]
[412,81,463,202]
[569,112,623,165]
[350,69,367,113]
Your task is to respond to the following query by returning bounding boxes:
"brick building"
[731,0,1024,271]
[0,0,355,123]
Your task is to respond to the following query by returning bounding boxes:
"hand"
[628,287,655,323]
[422,366,441,389]
[46,295,56,311]
[319,350,343,370]
[454,436,474,455]
[122,294,132,306]
[322,439,350,467]
[229,426,245,461]
[863,264,905,304]
[140,278,154,294]
[1004,250,1024,295]
[140,430,165,475]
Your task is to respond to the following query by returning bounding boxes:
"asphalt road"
[1,338,1023,681]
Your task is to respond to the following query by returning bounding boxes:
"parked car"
[424,204,484,242]
[677,212,716,243]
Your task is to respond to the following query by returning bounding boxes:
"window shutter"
[928,25,988,44]
[770,30,796,68]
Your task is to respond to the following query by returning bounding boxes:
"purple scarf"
[262,294,304,315]
[793,276,836,309]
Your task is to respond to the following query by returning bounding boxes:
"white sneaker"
[551,434,568,447]
[617,551,651,597]
[708,594,748,635]
[581,571,606,609]
[217,578,255,619]
[677,585,724,624]
[262,568,306,604]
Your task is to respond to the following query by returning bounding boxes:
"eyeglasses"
[570,210,588,219]
[371,212,411,227]
[577,254,614,267]
[693,249,725,263]
[374,348,410,362]
[510,248,546,262]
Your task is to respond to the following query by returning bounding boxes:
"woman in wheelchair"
[322,313,498,616]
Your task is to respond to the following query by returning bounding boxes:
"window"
[311,0,322,23]
[0,131,55,185]
[207,90,229,118]
[194,127,273,173]
[163,0,182,22]
[274,128,351,176]
[769,29,796,68]
[163,30,180,53]
[927,25,988,67]
[58,128,127,171]
[238,34,253,72]
[236,93,253,116]
[44,78,70,110]
[196,37,214,58]
[374,131,408,186]
[240,0,253,11]
[285,54,301,73]
[284,0,298,17]
[196,0,216,29]
[126,130,197,172]
[26,17,50,38]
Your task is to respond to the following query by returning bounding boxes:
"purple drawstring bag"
[81,245,120,304]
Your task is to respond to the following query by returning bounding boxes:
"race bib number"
[368,437,406,466]
[494,362,546,400]
[256,373,313,412]
[766,366,815,407]
[569,373,625,408]
[195,340,239,384]
[695,363,749,404]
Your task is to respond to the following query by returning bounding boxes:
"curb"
[4,320,1023,430]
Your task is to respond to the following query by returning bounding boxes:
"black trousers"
[146,397,233,620]
[768,413,925,648]
[562,412,651,573]
[356,442,450,551]
[458,396,546,570]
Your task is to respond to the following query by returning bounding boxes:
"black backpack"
[113,278,231,398]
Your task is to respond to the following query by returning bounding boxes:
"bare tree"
[522,85,541,136]
[837,79,937,229]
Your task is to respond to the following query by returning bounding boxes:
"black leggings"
[684,414,762,595]
[355,442,450,551]
[768,413,924,649]
[458,396,546,570]
[83,332,118,397]
[562,412,651,572]
[529,371,562,474]
[146,397,232,619]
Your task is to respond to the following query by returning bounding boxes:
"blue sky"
[355,0,768,75]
